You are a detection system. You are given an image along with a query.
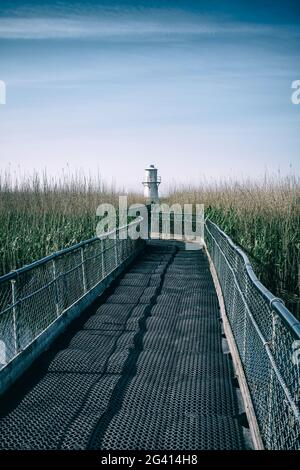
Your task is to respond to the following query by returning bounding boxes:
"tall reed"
[0,170,141,276]
[166,174,300,317]
[0,170,299,317]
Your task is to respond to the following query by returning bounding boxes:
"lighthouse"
[142,165,161,203]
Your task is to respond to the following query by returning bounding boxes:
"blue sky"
[0,1,299,190]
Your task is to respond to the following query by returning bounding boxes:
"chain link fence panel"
[0,219,144,370]
[205,218,300,450]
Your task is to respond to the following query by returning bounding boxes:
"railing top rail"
[206,218,300,339]
[0,216,143,285]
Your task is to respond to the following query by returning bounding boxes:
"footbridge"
[0,212,299,450]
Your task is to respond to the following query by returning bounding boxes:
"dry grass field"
[0,171,299,316]
[167,175,300,316]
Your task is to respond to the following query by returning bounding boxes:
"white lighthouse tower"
[142,165,161,203]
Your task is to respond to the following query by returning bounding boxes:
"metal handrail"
[142,175,161,185]
[0,215,145,376]
[205,220,300,420]
[206,218,300,338]
[0,216,143,284]
[204,217,300,450]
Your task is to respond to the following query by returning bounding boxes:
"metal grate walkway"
[0,241,246,450]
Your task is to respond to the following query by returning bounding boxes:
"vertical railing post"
[114,235,118,268]
[147,203,152,240]
[101,238,105,279]
[231,281,237,324]
[11,279,18,355]
[242,273,249,361]
[266,311,277,448]
[81,246,87,293]
[52,259,60,317]
[118,228,123,263]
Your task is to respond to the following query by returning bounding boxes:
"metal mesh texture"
[0,242,245,450]
[205,219,300,450]
[0,226,143,369]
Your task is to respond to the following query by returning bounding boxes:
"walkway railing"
[0,218,144,370]
[205,219,300,450]
[0,210,299,449]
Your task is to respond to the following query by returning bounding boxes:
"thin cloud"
[0,15,299,40]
